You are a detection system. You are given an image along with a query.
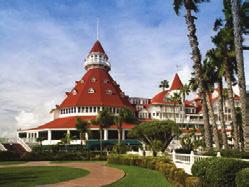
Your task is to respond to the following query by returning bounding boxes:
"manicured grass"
[0,166,89,187]
[107,164,175,187]
[0,161,26,165]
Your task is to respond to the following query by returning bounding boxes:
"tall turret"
[84,40,111,71]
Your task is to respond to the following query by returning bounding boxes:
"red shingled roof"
[90,40,106,54]
[32,116,135,130]
[59,68,134,109]
[170,73,183,90]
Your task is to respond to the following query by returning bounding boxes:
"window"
[80,79,84,84]
[74,107,76,113]
[78,107,80,113]
[86,107,88,113]
[72,89,77,95]
[104,79,110,83]
[93,107,96,113]
[91,77,96,82]
[88,88,95,93]
[89,107,92,113]
[106,89,112,95]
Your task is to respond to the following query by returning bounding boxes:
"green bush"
[0,151,20,161]
[107,154,188,186]
[185,177,202,187]
[192,157,249,187]
[236,168,249,187]
[111,144,130,154]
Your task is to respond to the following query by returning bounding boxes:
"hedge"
[107,154,198,187]
[236,168,249,187]
[192,157,249,187]
[0,151,107,161]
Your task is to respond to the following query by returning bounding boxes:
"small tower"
[84,40,111,71]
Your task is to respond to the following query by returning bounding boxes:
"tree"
[76,118,90,145]
[36,137,45,147]
[167,92,181,123]
[206,48,229,149]
[129,120,180,156]
[208,0,240,148]
[180,84,191,121]
[159,80,169,91]
[202,59,221,151]
[173,0,212,150]
[114,108,137,145]
[92,108,114,154]
[231,0,247,151]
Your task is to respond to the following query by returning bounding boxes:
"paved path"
[0,161,125,187]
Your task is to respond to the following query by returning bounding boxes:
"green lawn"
[0,161,26,165]
[0,166,89,187]
[107,164,175,187]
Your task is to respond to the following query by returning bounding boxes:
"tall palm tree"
[202,59,221,150]
[76,118,90,145]
[159,80,169,91]
[231,0,248,151]
[92,108,114,154]
[210,1,240,148]
[114,108,137,144]
[173,0,212,149]
[206,49,229,149]
[168,92,182,123]
[180,84,191,121]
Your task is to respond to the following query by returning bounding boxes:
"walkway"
[0,161,125,187]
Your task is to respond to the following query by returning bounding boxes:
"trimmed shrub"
[107,154,189,186]
[235,168,249,187]
[185,177,202,187]
[0,151,20,161]
[192,157,249,187]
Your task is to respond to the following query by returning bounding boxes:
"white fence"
[0,137,32,152]
[0,143,7,151]
[126,149,218,174]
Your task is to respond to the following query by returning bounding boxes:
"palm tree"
[206,49,229,149]
[114,108,137,144]
[202,59,221,151]
[231,0,247,151]
[210,1,240,148]
[167,92,181,123]
[159,80,169,91]
[92,108,114,154]
[76,118,90,145]
[173,0,212,149]
[180,84,191,121]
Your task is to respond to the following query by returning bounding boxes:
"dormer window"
[72,89,77,95]
[91,77,96,82]
[106,89,112,95]
[80,79,84,84]
[104,79,110,84]
[88,88,95,94]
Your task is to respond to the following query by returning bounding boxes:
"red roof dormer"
[170,73,183,90]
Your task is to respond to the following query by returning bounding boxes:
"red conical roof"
[170,73,183,90]
[59,68,134,109]
[90,40,106,54]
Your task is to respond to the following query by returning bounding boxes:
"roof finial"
[176,64,181,72]
[96,17,99,40]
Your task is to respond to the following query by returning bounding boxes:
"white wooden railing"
[0,143,7,151]
[17,137,32,152]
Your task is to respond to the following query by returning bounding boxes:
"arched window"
[91,77,96,82]
[88,88,95,93]
[106,89,112,95]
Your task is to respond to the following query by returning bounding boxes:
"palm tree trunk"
[218,80,229,149]
[118,128,122,144]
[206,92,221,151]
[231,0,248,151]
[80,133,83,145]
[225,67,240,149]
[185,9,212,149]
[99,128,103,154]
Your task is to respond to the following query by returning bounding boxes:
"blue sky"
[0,0,248,136]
